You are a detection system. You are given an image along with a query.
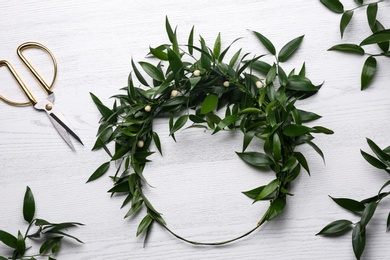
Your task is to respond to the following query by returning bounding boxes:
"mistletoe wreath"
[88,17,333,245]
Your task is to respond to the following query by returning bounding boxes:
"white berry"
[223,81,230,87]
[137,140,144,148]
[171,90,178,97]
[193,70,201,77]
[256,81,264,89]
[144,105,152,112]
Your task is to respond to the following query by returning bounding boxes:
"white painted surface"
[1,0,390,259]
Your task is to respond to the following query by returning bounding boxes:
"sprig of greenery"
[320,0,390,90]
[317,138,390,259]
[89,17,333,245]
[0,187,83,260]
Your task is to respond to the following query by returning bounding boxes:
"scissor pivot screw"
[45,103,53,110]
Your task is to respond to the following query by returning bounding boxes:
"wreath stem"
[160,212,268,246]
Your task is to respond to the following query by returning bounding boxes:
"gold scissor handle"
[0,42,58,107]
[17,42,57,95]
[0,60,37,106]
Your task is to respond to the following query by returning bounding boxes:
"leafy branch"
[89,17,333,246]
[0,187,83,260]
[320,0,390,90]
[317,138,390,259]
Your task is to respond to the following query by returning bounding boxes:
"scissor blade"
[34,98,83,148]
[49,112,83,145]
[48,115,75,151]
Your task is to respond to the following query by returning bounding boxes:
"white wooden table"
[1,1,390,259]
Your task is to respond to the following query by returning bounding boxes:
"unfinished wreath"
[89,17,333,245]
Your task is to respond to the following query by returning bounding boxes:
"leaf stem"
[160,211,268,246]
[349,0,384,11]
[23,219,36,238]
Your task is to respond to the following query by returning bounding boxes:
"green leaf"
[189,115,206,124]
[252,31,276,55]
[152,132,162,155]
[200,94,218,114]
[283,124,312,137]
[360,29,390,46]
[306,140,325,163]
[281,156,297,172]
[320,0,344,13]
[188,26,194,55]
[265,64,277,86]
[40,237,63,254]
[238,107,261,115]
[299,62,306,76]
[136,215,153,236]
[242,185,266,200]
[0,230,17,248]
[361,56,376,90]
[328,44,365,55]
[278,35,304,62]
[16,231,26,256]
[267,198,286,220]
[149,46,168,61]
[213,32,221,58]
[167,48,183,76]
[124,200,144,218]
[340,11,353,38]
[243,131,256,152]
[286,164,301,182]
[131,58,149,86]
[278,65,288,87]
[139,62,164,82]
[372,20,389,52]
[355,0,363,5]
[87,162,110,182]
[316,219,353,236]
[165,16,179,54]
[361,150,386,169]
[296,109,321,123]
[229,48,242,68]
[330,197,365,214]
[92,127,113,151]
[352,223,366,260]
[360,202,377,227]
[366,138,390,164]
[387,212,390,232]
[23,186,35,223]
[251,60,271,75]
[273,133,282,162]
[366,3,377,31]
[294,152,310,175]
[286,75,318,91]
[236,152,274,167]
[213,115,240,134]
[90,93,113,121]
[170,115,188,135]
[311,126,334,135]
[254,179,280,201]
[378,180,390,195]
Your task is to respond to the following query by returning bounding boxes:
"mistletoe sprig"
[0,187,83,260]
[320,0,390,90]
[89,17,333,245]
[318,138,390,259]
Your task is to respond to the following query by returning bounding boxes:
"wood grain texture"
[1,0,390,259]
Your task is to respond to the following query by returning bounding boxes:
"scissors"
[0,42,83,150]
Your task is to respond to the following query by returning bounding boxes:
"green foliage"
[318,138,390,259]
[320,0,388,90]
[90,17,332,245]
[0,187,83,260]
